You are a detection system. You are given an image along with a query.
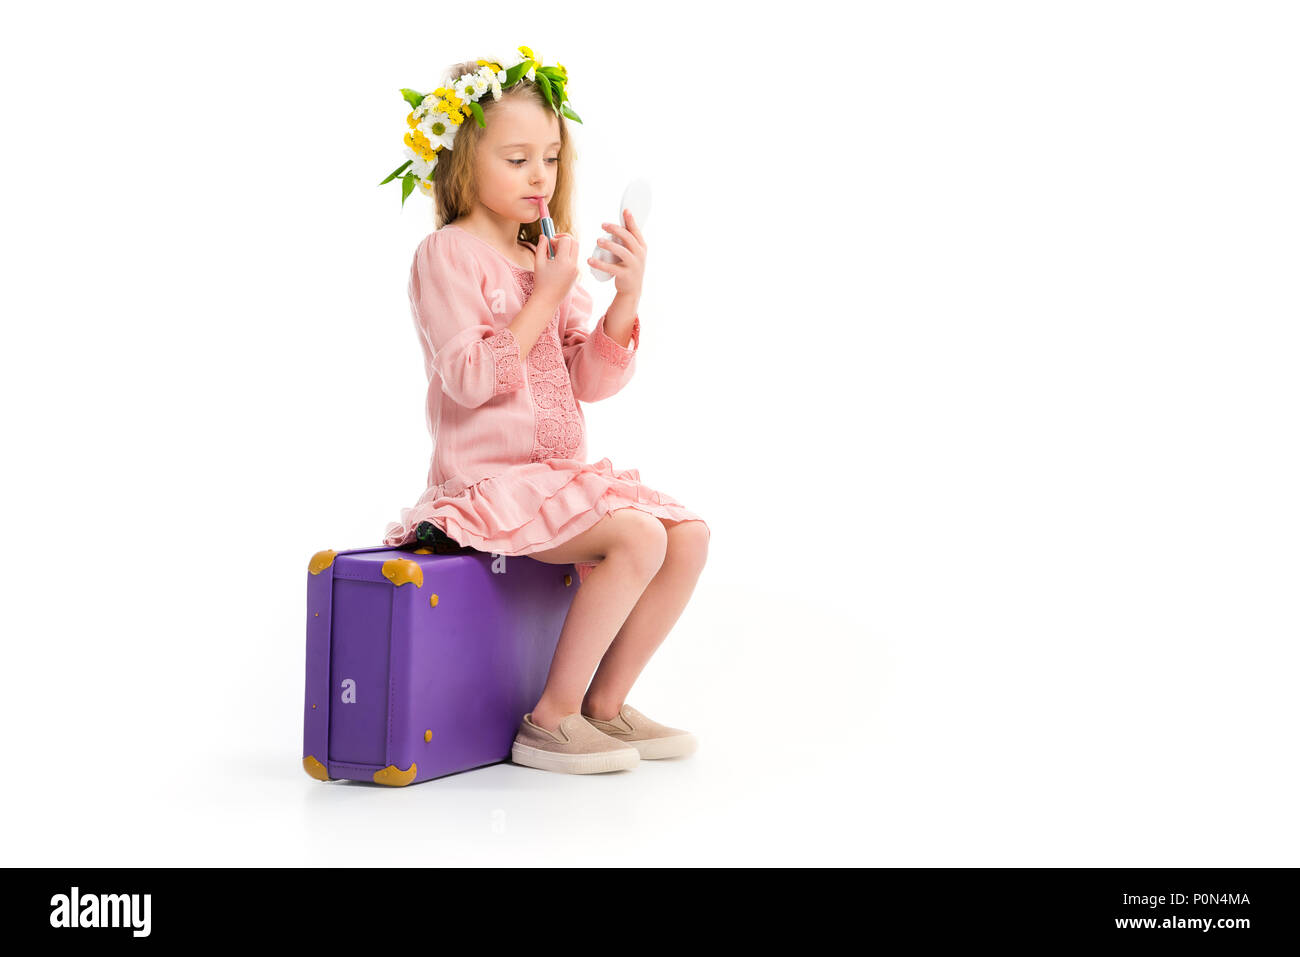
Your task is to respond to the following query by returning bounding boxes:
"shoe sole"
[511,741,640,774]
[627,733,699,760]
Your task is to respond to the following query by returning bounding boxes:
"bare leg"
[581,519,710,720]
[524,508,669,732]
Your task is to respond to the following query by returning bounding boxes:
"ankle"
[581,698,625,723]
[529,704,574,734]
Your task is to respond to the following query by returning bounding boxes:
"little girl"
[381,50,710,775]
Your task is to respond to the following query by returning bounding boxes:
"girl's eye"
[508,158,560,166]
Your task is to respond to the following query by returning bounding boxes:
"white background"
[2,1,1296,865]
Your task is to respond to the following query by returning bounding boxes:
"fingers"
[555,234,578,266]
[622,210,646,246]
[537,233,579,282]
[592,238,633,264]
[536,233,573,265]
[599,217,644,255]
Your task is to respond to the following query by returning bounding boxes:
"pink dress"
[383,223,707,581]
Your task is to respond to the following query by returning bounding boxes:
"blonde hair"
[431,60,578,246]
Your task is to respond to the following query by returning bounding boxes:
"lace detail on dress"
[591,315,639,369]
[510,263,582,462]
[514,265,535,301]
[487,328,524,394]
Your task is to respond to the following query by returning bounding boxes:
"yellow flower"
[518,45,535,61]
[403,129,437,162]
[406,111,420,129]
[429,91,464,124]
[556,62,567,78]
[433,101,464,126]
[476,59,503,73]
[433,86,463,110]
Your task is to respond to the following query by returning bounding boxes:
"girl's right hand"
[533,232,580,306]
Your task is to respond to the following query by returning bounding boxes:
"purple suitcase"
[302,545,576,786]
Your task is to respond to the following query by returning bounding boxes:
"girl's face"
[474,97,562,224]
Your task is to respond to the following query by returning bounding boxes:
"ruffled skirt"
[383,456,707,582]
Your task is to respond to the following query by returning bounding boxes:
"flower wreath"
[379,45,582,207]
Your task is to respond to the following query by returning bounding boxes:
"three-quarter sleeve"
[560,281,640,402]
[409,231,526,408]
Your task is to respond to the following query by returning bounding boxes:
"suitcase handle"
[409,520,473,555]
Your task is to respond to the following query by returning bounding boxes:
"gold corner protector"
[309,550,337,575]
[373,763,418,787]
[382,558,423,588]
[303,755,330,781]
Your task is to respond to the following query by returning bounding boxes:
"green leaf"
[400,88,426,110]
[401,171,415,207]
[535,72,554,108]
[379,159,412,185]
[504,62,530,86]
[560,103,582,124]
[468,100,485,127]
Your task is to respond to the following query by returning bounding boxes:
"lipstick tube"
[536,196,556,260]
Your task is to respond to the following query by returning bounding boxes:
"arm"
[561,281,640,402]
[410,232,526,408]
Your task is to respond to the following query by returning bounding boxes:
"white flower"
[453,75,478,102]
[418,112,458,151]
[404,150,433,180]
[525,65,535,82]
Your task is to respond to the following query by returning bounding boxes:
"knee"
[668,519,710,573]
[608,509,669,577]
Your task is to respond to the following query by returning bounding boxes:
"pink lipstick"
[534,196,556,260]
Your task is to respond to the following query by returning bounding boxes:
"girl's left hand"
[588,209,647,299]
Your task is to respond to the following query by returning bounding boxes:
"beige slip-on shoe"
[581,704,699,760]
[510,712,640,774]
